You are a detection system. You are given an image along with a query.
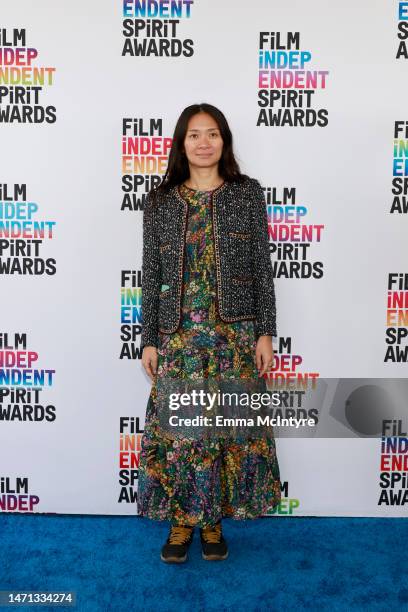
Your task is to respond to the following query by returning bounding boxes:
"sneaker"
[160,525,194,563]
[200,521,228,561]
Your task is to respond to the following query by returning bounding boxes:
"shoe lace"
[168,526,192,545]
[202,523,222,544]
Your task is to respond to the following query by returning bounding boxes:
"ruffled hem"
[137,495,282,528]
[137,423,281,527]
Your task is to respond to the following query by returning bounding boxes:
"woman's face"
[182,112,224,170]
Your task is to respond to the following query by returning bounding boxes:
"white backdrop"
[1,0,407,517]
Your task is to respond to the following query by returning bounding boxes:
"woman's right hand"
[142,346,158,381]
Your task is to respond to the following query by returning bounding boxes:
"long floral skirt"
[137,184,281,527]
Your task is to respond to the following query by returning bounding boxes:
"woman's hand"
[255,335,274,377]
[142,346,158,381]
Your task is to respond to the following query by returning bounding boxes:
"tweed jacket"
[140,176,277,351]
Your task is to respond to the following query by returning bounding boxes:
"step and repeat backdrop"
[1,1,407,517]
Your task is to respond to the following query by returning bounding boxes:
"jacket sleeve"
[140,191,161,351]
[249,178,277,339]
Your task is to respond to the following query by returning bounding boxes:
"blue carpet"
[0,514,407,611]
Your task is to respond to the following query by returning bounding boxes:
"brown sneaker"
[160,525,194,563]
[200,521,228,561]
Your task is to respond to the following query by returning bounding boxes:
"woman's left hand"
[255,335,274,377]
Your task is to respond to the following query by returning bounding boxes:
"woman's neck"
[184,169,223,191]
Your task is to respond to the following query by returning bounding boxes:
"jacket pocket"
[158,286,174,332]
[229,276,255,315]
[227,231,252,276]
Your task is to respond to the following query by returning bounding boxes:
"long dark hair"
[151,103,248,203]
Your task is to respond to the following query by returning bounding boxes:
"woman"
[138,103,281,563]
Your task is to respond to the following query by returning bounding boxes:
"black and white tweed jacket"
[140,176,277,351]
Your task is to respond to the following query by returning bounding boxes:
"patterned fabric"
[140,176,277,350]
[137,183,281,527]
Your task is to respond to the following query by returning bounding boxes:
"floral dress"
[137,183,281,527]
